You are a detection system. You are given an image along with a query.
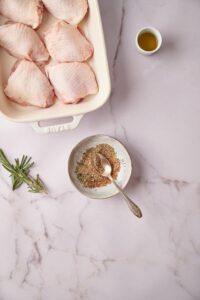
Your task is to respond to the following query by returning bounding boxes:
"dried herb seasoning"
[75,144,120,188]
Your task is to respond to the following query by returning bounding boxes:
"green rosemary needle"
[0,149,47,193]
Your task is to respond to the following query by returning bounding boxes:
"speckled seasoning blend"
[75,144,120,188]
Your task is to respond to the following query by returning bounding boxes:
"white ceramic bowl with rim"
[135,26,162,55]
[68,135,132,199]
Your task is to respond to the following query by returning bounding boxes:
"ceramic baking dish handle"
[31,114,83,134]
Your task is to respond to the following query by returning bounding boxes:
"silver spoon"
[96,153,142,218]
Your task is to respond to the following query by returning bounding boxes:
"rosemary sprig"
[0,149,46,193]
[12,155,34,190]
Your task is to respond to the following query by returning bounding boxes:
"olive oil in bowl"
[138,32,157,51]
[136,27,162,55]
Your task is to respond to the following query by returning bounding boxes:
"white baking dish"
[0,0,111,133]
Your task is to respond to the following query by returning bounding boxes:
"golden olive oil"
[138,32,157,51]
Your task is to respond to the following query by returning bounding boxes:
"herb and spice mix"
[75,144,120,188]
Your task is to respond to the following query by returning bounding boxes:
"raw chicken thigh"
[0,23,49,62]
[46,62,98,104]
[0,0,44,29]
[5,60,54,108]
[42,0,88,25]
[44,21,93,62]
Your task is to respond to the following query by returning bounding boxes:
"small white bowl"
[135,26,162,55]
[68,135,132,199]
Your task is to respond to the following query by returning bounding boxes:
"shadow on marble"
[158,34,177,56]
[99,0,132,102]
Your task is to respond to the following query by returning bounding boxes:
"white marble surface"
[0,0,200,299]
